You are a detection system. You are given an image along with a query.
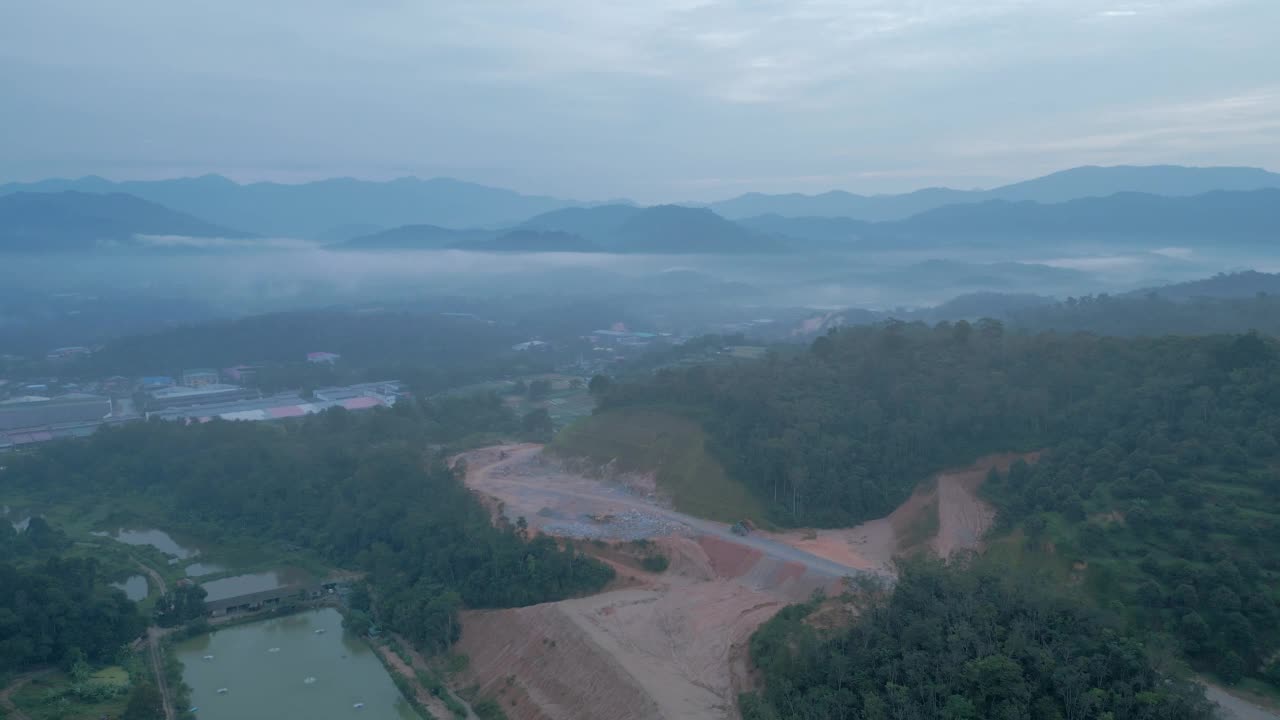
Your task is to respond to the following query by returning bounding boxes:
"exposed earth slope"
[452,444,1018,720]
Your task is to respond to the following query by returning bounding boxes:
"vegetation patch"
[743,559,1217,720]
[552,407,767,523]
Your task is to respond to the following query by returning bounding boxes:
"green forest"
[0,519,146,675]
[2,396,613,656]
[594,322,1280,689]
[1009,291,1280,337]
[740,559,1216,720]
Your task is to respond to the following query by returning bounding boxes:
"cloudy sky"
[2,0,1277,201]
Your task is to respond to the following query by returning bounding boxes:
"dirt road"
[147,626,176,720]
[461,444,878,584]
[136,559,168,596]
[1205,684,1280,720]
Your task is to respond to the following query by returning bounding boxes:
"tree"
[527,379,552,400]
[122,683,164,720]
[1218,651,1246,685]
[521,408,554,442]
[587,374,612,396]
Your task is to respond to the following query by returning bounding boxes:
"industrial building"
[149,381,405,424]
[181,368,220,387]
[0,394,112,432]
[0,394,117,451]
[145,383,258,411]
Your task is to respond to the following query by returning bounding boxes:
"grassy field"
[12,669,131,720]
[551,407,767,524]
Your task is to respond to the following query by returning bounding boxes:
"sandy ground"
[453,444,1022,720]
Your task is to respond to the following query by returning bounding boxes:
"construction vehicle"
[730,519,755,536]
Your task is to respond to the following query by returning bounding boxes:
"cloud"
[0,0,1277,199]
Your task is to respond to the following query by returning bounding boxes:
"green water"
[175,608,418,720]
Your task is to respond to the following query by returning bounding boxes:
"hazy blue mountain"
[737,214,872,246]
[709,165,1280,220]
[613,205,780,253]
[928,292,1057,319]
[1127,270,1280,301]
[895,189,1280,240]
[340,224,496,250]
[516,204,643,244]
[0,191,251,252]
[467,230,598,252]
[0,175,579,238]
[731,190,1279,249]
[993,165,1280,202]
[710,187,972,222]
[509,203,780,253]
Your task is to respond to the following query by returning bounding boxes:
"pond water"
[200,568,312,603]
[185,562,228,577]
[174,608,417,720]
[112,574,150,601]
[92,527,200,559]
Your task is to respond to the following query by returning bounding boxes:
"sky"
[2,0,1278,202]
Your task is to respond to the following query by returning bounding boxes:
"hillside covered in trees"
[594,322,1280,688]
[741,560,1216,720]
[3,399,613,653]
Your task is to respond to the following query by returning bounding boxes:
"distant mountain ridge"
[344,204,780,253]
[1126,270,1280,301]
[0,191,252,252]
[710,165,1280,221]
[740,189,1280,247]
[0,174,582,239]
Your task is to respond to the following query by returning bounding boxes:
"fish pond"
[174,608,417,720]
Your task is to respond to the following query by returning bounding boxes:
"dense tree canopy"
[599,322,1280,687]
[4,400,612,653]
[1,522,145,673]
[742,560,1215,720]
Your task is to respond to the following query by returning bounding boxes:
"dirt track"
[461,444,884,585]
[455,444,1022,720]
[1205,684,1280,720]
[0,669,52,720]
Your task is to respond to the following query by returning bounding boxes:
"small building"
[140,376,176,391]
[223,365,261,383]
[181,369,220,387]
[512,340,549,351]
[307,352,341,364]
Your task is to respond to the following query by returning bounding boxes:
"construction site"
[452,443,1025,720]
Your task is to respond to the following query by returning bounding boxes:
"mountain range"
[0,191,252,252]
[340,204,776,253]
[2,165,1278,253]
[708,165,1280,221]
[0,175,578,240]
